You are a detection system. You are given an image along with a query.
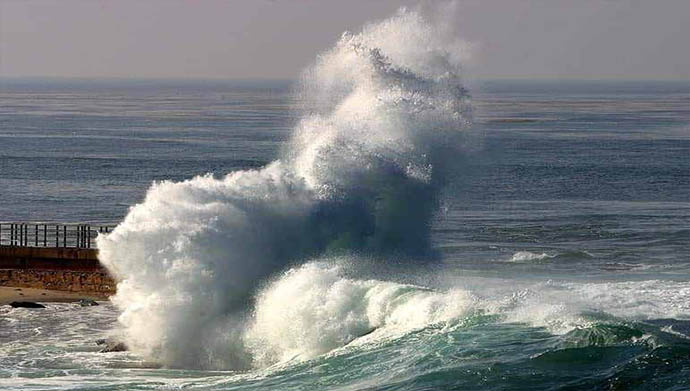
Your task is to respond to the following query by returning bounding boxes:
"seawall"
[0,246,115,297]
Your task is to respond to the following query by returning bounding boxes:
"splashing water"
[97,9,472,369]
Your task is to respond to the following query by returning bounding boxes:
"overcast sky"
[1,0,688,80]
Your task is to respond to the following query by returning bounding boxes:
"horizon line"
[1,76,689,84]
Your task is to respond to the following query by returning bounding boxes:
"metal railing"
[0,223,117,249]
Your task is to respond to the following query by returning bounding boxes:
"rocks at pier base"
[96,338,128,353]
[9,301,46,308]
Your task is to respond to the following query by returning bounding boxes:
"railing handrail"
[0,222,117,249]
[0,221,117,225]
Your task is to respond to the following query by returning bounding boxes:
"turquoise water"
[1,299,689,390]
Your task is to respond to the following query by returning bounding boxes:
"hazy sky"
[1,0,688,80]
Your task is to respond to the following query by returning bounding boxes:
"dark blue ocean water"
[2,79,687,277]
[0,79,689,390]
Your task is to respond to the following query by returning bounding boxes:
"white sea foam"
[507,251,554,262]
[97,8,472,369]
[494,279,690,335]
[245,261,476,366]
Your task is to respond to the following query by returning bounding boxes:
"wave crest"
[97,8,471,369]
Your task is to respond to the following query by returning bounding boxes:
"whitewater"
[2,7,689,391]
[96,8,473,370]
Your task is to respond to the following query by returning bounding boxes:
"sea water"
[1,10,689,391]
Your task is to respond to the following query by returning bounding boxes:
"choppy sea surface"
[1,78,689,390]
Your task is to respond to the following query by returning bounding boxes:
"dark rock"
[9,301,46,308]
[97,338,128,353]
[79,299,99,307]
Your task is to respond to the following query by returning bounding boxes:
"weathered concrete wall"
[0,245,115,296]
[0,269,115,297]
[0,246,102,271]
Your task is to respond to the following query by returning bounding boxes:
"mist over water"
[96,9,472,369]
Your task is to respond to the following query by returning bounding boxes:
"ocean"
[1,12,690,391]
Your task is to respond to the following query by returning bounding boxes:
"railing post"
[0,222,115,249]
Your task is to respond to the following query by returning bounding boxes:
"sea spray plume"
[97,8,471,369]
[290,9,471,254]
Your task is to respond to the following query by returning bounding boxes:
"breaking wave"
[97,8,472,369]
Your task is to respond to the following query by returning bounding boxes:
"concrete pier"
[0,246,101,270]
[0,245,115,297]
